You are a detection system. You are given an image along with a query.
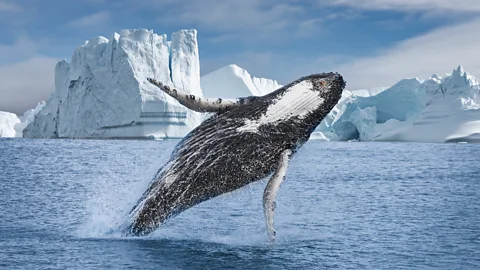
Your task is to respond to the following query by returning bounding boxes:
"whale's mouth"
[315,73,345,100]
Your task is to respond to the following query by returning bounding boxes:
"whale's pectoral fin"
[263,149,292,243]
[147,78,255,113]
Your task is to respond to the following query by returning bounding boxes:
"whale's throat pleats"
[238,81,324,132]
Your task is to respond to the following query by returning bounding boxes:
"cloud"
[152,0,318,43]
[0,56,58,115]
[0,36,38,63]
[297,18,324,37]
[173,0,301,31]
[0,35,58,115]
[324,0,480,13]
[330,18,480,89]
[201,16,480,91]
[0,1,22,12]
[66,11,111,29]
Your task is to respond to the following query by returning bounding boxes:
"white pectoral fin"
[147,78,252,113]
[263,149,292,243]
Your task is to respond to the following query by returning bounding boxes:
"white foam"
[76,162,159,238]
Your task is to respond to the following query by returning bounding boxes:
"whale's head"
[307,72,346,106]
[271,72,345,115]
[236,72,345,133]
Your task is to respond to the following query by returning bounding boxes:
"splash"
[76,168,275,246]
[76,162,159,239]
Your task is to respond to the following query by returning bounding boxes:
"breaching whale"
[126,72,346,242]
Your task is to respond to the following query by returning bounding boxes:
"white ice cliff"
[14,101,45,137]
[201,64,282,98]
[0,111,20,138]
[316,66,480,143]
[23,29,204,139]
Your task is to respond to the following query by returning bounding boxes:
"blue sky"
[2,0,480,114]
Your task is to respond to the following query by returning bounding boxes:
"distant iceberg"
[201,64,282,98]
[13,101,45,137]
[316,66,480,143]
[24,29,204,139]
[171,62,480,143]
[0,111,20,138]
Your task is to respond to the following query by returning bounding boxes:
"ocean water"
[0,138,479,269]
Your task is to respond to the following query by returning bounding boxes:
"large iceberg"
[24,29,204,139]
[317,66,480,143]
[0,111,20,138]
[197,64,283,121]
[201,64,282,98]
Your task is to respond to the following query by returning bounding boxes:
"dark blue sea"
[0,138,479,269]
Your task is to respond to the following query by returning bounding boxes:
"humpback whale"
[126,72,346,242]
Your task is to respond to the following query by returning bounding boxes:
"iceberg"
[318,66,480,143]
[0,111,20,138]
[348,87,388,98]
[23,29,204,139]
[198,64,282,121]
[200,64,282,98]
[13,101,45,137]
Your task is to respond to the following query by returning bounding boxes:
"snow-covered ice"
[13,102,45,137]
[201,64,281,98]
[0,111,20,138]
[24,29,204,139]
[317,66,480,143]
